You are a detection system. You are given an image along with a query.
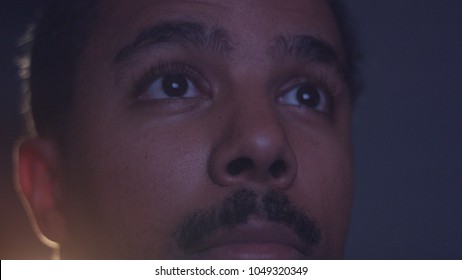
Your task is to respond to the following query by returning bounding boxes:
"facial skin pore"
[18,0,353,259]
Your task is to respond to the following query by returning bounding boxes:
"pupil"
[296,85,320,108]
[162,74,188,97]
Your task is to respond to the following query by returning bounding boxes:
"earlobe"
[17,138,68,245]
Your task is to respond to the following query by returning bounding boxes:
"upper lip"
[186,216,310,258]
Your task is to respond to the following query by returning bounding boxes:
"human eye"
[134,62,207,101]
[278,82,330,113]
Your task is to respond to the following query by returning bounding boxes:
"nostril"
[269,159,287,178]
[226,157,255,176]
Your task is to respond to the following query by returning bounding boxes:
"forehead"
[87,0,344,63]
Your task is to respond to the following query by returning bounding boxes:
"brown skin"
[17,0,353,259]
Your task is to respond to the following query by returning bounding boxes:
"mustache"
[175,189,321,251]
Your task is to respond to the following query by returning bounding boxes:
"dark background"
[1,0,461,259]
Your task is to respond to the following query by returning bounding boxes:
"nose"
[208,96,297,190]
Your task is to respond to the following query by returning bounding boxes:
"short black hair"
[328,0,361,98]
[20,0,359,141]
[20,0,99,142]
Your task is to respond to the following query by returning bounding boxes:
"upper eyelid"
[278,73,338,98]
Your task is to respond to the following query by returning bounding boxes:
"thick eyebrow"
[270,34,341,67]
[114,20,232,64]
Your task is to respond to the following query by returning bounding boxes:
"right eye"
[139,74,201,100]
[279,83,330,113]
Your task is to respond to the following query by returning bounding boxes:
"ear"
[16,138,68,245]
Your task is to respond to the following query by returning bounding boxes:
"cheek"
[64,106,216,257]
[288,118,353,256]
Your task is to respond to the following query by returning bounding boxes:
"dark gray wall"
[344,0,462,259]
[1,0,461,259]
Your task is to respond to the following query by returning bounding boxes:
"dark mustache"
[175,189,321,251]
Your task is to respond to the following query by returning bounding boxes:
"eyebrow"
[270,34,340,67]
[114,21,233,64]
[114,20,342,73]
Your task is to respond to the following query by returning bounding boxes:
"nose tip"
[208,105,297,190]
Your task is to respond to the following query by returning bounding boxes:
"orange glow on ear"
[16,138,67,248]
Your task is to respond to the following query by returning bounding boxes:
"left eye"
[279,84,329,112]
[139,74,200,100]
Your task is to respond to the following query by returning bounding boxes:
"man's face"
[60,0,353,259]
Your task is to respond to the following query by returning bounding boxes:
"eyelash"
[289,72,337,95]
[133,61,206,98]
[284,72,338,99]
